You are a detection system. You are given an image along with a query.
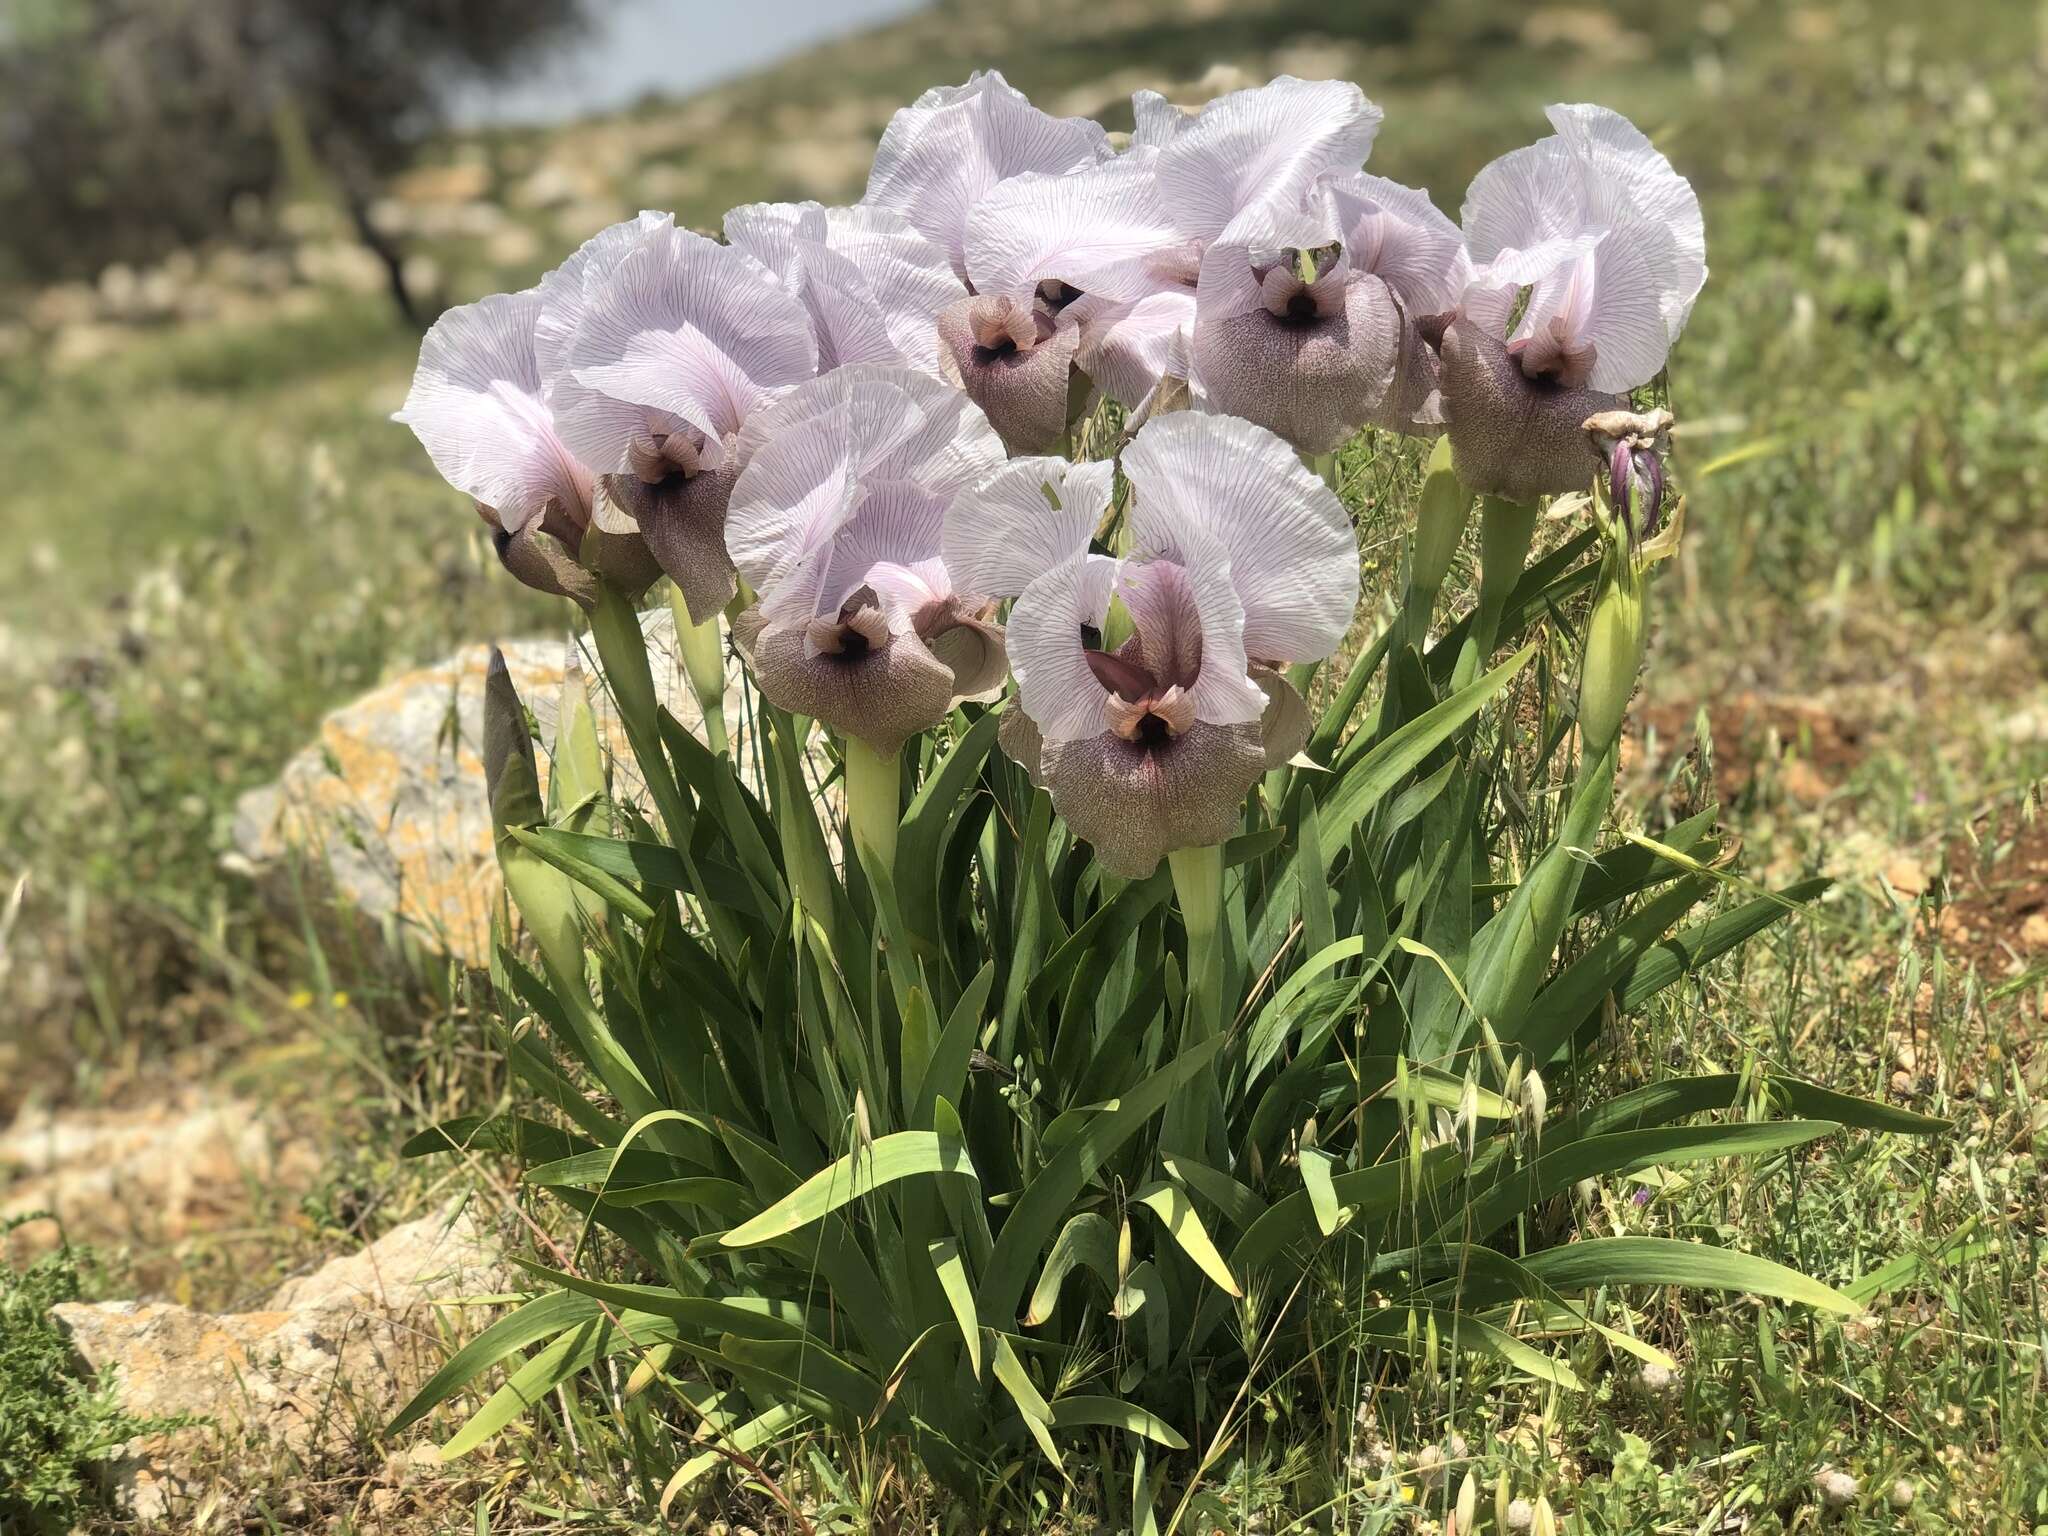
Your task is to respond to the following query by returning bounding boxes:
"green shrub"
[0,1219,187,1533]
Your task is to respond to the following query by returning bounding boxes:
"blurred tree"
[0,0,588,325]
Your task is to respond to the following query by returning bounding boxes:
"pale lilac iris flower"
[724,201,965,375]
[546,221,819,622]
[1440,104,1705,501]
[1190,166,1470,452]
[947,413,1358,877]
[960,77,1391,441]
[395,285,604,603]
[724,366,1009,756]
[857,71,1113,453]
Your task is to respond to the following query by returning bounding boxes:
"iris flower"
[947,413,1358,876]
[1440,104,1705,501]
[545,220,819,622]
[395,284,608,603]
[962,76,1416,447]
[1190,165,1469,452]
[723,365,1009,757]
[857,71,1113,452]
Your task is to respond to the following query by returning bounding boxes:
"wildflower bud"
[1887,1479,1915,1510]
[484,648,545,835]
[1504,1496,1534,1534]
[1455,1471,1478,1536]
[1583,408,1673,537]
[1405,436,1468,644]
[1576,521,1647,762]
[485,649,586,985]
[1531,1495,1557,1536]
[549,651,607,832]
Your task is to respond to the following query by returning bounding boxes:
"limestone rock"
[52,1203,507,1525]
[228,607,746,964]
[0,1092,320,1259]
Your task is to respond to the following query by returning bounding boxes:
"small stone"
[1883,856,1928,896]
[1891,1069,1916,1096]
[1813,1467,1859,1509]
[1888,1479,1915,1509]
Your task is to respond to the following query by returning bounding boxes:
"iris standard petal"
[1154,76,1382,245]
[1007,553,1123,743]
[1321,171,1472,318]
[549,226,817,476]
[534,210,673,390]
[396,287,594,535]
[862,71,1112,283]
[965,156,1183,305]
[726,201,965,374]
[1070,286,1198,413]
[1120,412,1358,666]
[942,456,1115,598]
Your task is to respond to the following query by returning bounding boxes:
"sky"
[448,0,929,127]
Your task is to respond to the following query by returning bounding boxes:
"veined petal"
[396,287,593,534]
[727,201,965,374]
[535,210,673,391]
[1121,413,1358,665]
[1039,721,1267,879]
[965,155,1182,303]
[1461,135,1582,265]
[1122,541,1266,729]
[1520,224,1673,391]
[1009,554,1123,742]
[1460,104,1705,386]
[550,227,817,476]
[734,362,1003,500]
[862,70,1113,281]
[1130,89,1190,150]
[943,456,1115,597]
[809,480,953,621]
[1071,287,1196,412]
[1156,76,1382,244]
[1545,103,1705,333]
[1321,171,1471,317]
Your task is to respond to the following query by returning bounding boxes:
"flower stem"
[667,586,729,756]
[588,581,692,846]
[843,736,901,886]
[1165,842,1226,1158]
[1451,495,1538,690]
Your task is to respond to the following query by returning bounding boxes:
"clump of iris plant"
[382,74,1920,1507]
